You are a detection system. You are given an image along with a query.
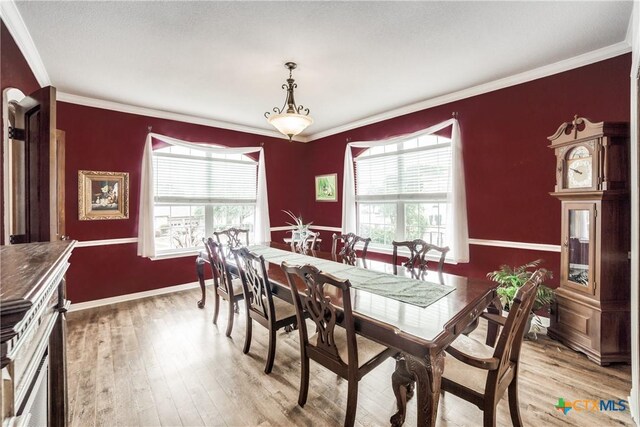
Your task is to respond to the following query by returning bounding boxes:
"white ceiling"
[12,1,634,139]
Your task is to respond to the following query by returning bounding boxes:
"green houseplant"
[487,259,554,338]
[282,210,312,241]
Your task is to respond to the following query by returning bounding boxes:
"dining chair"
[391,239,449,279]
[233,247,298,374]
[440,270,544,427]
[203,237,246,337]
[291,231,320,253]
[281,262,397,427]
[214,227,250,280]
[214,227,250,257]
[331,233,371,266]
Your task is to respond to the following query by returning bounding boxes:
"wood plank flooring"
[66,287,633,426]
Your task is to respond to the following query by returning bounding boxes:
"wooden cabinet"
[547,116,630,365]
[1,240,75,426]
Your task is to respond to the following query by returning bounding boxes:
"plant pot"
[502,311,539,341]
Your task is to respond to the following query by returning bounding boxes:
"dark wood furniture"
[547,116,630,365]
[203,238,245,337]
[195,227,249,308]
[331,232,371,266]
[1,240,75,427]
[239,242,497,426]
[391,239,449,280]
[439,271,543,427]
[233,247,298,374]
[213,227,250,256]
[282,263,397,427]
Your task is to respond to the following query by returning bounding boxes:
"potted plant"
[487,259,554,339]
[282,210,312,242]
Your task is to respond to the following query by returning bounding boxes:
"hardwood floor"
[66,287,633,427]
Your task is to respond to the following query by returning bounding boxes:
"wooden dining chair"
[214,227,250,257]
[440,271,544,427]
[331,233,371,266]
[233,247,298,374]
[291,231,320,253]
[391,239,449,279]
[203,237,246,337]
[281,262,397,427]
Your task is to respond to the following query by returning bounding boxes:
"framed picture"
[78,170,129,220]
[315,173,338,202]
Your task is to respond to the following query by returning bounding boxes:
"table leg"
[485,296,503,347]
[390,351,445,427]
[196,254,207,309]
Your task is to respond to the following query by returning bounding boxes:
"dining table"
[195,242,499,426]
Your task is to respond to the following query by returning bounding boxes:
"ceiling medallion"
[264,62,313,141]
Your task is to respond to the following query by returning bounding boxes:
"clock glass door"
[562,202,595,294]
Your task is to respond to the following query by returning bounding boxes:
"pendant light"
[264,62,313,141]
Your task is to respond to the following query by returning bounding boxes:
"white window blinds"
[355,143,452,201]
[153,152,257,204]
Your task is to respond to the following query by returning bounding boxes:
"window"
[153,145,257,254]
[355,134,452,250]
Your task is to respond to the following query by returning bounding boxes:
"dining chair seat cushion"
[219,278,244,297]
[310,327,389,368]
[443,334,497,396]
[271,295,298,322]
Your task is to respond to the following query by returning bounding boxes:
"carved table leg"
[391,358,415,427]
[391,351,445,427]
[196,255,206,309]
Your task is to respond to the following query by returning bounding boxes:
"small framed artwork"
[78,170,129,220]
[315,173,338,202]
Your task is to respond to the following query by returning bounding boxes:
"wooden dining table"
[195,242,499,426]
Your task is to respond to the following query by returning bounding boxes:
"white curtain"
[341,118,469,263]
[137,132,271,258]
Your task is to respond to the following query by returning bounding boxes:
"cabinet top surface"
[1,240,75,305]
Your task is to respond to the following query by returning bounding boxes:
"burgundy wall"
[57,102,307,302]
[305,54,632,284]
[0,20,42,244]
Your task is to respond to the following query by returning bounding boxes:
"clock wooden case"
[547,116,630,365]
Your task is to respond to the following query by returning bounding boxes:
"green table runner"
[248,245,454,308]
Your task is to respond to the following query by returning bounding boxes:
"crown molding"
[56,92,309,143]
[0,0,50,87]
[306,42,631,141]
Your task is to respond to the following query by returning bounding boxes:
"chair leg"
[212,292,220,325]
[508,380,523,427]
[344,378,358,427]
[264,328,276,374]
[243,316,252,354]
[225,298,235,337]
[298,354,309,407]
[483,403,497,427]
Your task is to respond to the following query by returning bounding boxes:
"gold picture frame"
[78,170,129,220]
[315,173,338,202]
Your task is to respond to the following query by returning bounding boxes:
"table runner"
[248,245,454,308]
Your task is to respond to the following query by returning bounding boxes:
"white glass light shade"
[267,113,313,139]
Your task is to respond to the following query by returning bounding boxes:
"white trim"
[74,237,138,248]
[307,43,631,141]
[68,280,205,312]
[309,225,342,232]
[56,92,309,143]
[270,225,295,232]
[150,249,200,261]
[2,88,26,244]
[0,0,50,87]
[468,238,561,253]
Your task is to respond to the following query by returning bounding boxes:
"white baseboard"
[68,280,207,312]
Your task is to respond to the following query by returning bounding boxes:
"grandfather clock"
[547,116,630,365]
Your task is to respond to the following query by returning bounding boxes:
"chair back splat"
[214,227,250,256]
[392,239,449,279]
[331,233,371,266]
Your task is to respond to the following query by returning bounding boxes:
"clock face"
[566,146,592,189]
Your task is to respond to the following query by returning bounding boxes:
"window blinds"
[153,152,257,204]
[355,144,451,200]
